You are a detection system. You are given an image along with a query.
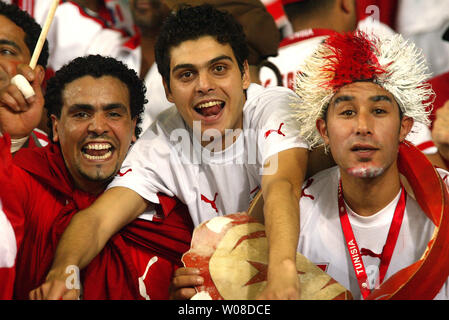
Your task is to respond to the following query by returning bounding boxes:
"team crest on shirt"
[117,168,132,176]
[264,123,286,139]
[201,192,219,214]
[301,178,315,200]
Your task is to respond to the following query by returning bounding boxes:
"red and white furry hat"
[293,31,434,148]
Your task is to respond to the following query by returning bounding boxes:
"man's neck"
[74,178,109,196]
[340,164,401,217]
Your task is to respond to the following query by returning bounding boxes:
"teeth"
[84,150,112,160]
[84,143,112,150]
[197,101,222,109]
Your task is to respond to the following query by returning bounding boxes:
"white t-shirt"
[107,84,308,226]
[298,166,449,300]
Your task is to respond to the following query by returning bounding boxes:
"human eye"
[213,64,227,74]
[73,111,90,119]
[0,47,17,56]
[373,108,387,115]
[107,110,123,118]
[339,109,355,117]
[179,70,195,81]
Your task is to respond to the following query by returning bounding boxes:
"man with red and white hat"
[293,31,449,299]
[260,0,442,164]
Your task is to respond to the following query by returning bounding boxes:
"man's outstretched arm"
[257,147,308,300]
[29,186,148,300]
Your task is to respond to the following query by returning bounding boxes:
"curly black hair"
[45,55,146,141]
[0,2,49,68]
[155,4,249,89]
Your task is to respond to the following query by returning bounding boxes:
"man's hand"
[169,267,203,300]
[0,64,45,138]
[432,100,449,161]
[29,267,81,300]
[256,258,300,300]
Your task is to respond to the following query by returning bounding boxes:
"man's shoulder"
[147,106,185,136]
[302,166,339,191]
[245,83,296,109]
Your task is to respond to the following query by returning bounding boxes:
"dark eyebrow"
[0,39,22,53]
[67,104,94,113]
[370,95,393,103]
[68,103,128,113]
[171,55,234,74]
[333,95,353,106]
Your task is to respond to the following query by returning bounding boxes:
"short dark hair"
[0,2,49,68]
[45,55,146,141]
[155,4,249,88]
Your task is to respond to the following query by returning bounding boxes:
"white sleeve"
[252,87,309,165]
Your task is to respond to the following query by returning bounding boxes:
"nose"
[355,111,373,136]
[196,71,214,94]
[87,113,109,135]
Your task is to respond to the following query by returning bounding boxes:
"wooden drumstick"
[11,0,59,98]
[29,0,59,70]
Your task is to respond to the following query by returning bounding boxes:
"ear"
[242,60,251,90]
[131,118,137,143]
[35,65,46,85]
[51,114,59,143]
[399,116,414,142]
[340,0,355,14]
[162,78,174,103]
[316,118,330,145]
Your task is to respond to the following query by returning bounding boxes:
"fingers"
[29,280,80,300]
[170,287,198,300]
[169,267,203,300]
[0,84,29,112]
[0,64,40,112]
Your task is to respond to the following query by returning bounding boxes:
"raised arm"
[29,186,148,300]
[257,147,308,299]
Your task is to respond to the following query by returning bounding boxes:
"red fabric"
[0,135,193,299]
[367,141,449,299]
[0,268,15,299]
[427,71,449,129]
[0,135,24,299]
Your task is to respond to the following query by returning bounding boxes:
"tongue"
[84,149,109,156]
[199,104,222,117]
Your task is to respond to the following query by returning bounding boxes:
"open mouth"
[194,100,225,118]
[350,144,378,152]
[82,142,114,161]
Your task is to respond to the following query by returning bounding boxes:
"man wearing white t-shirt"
[36,4,309,300]
[294,31,449,299]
